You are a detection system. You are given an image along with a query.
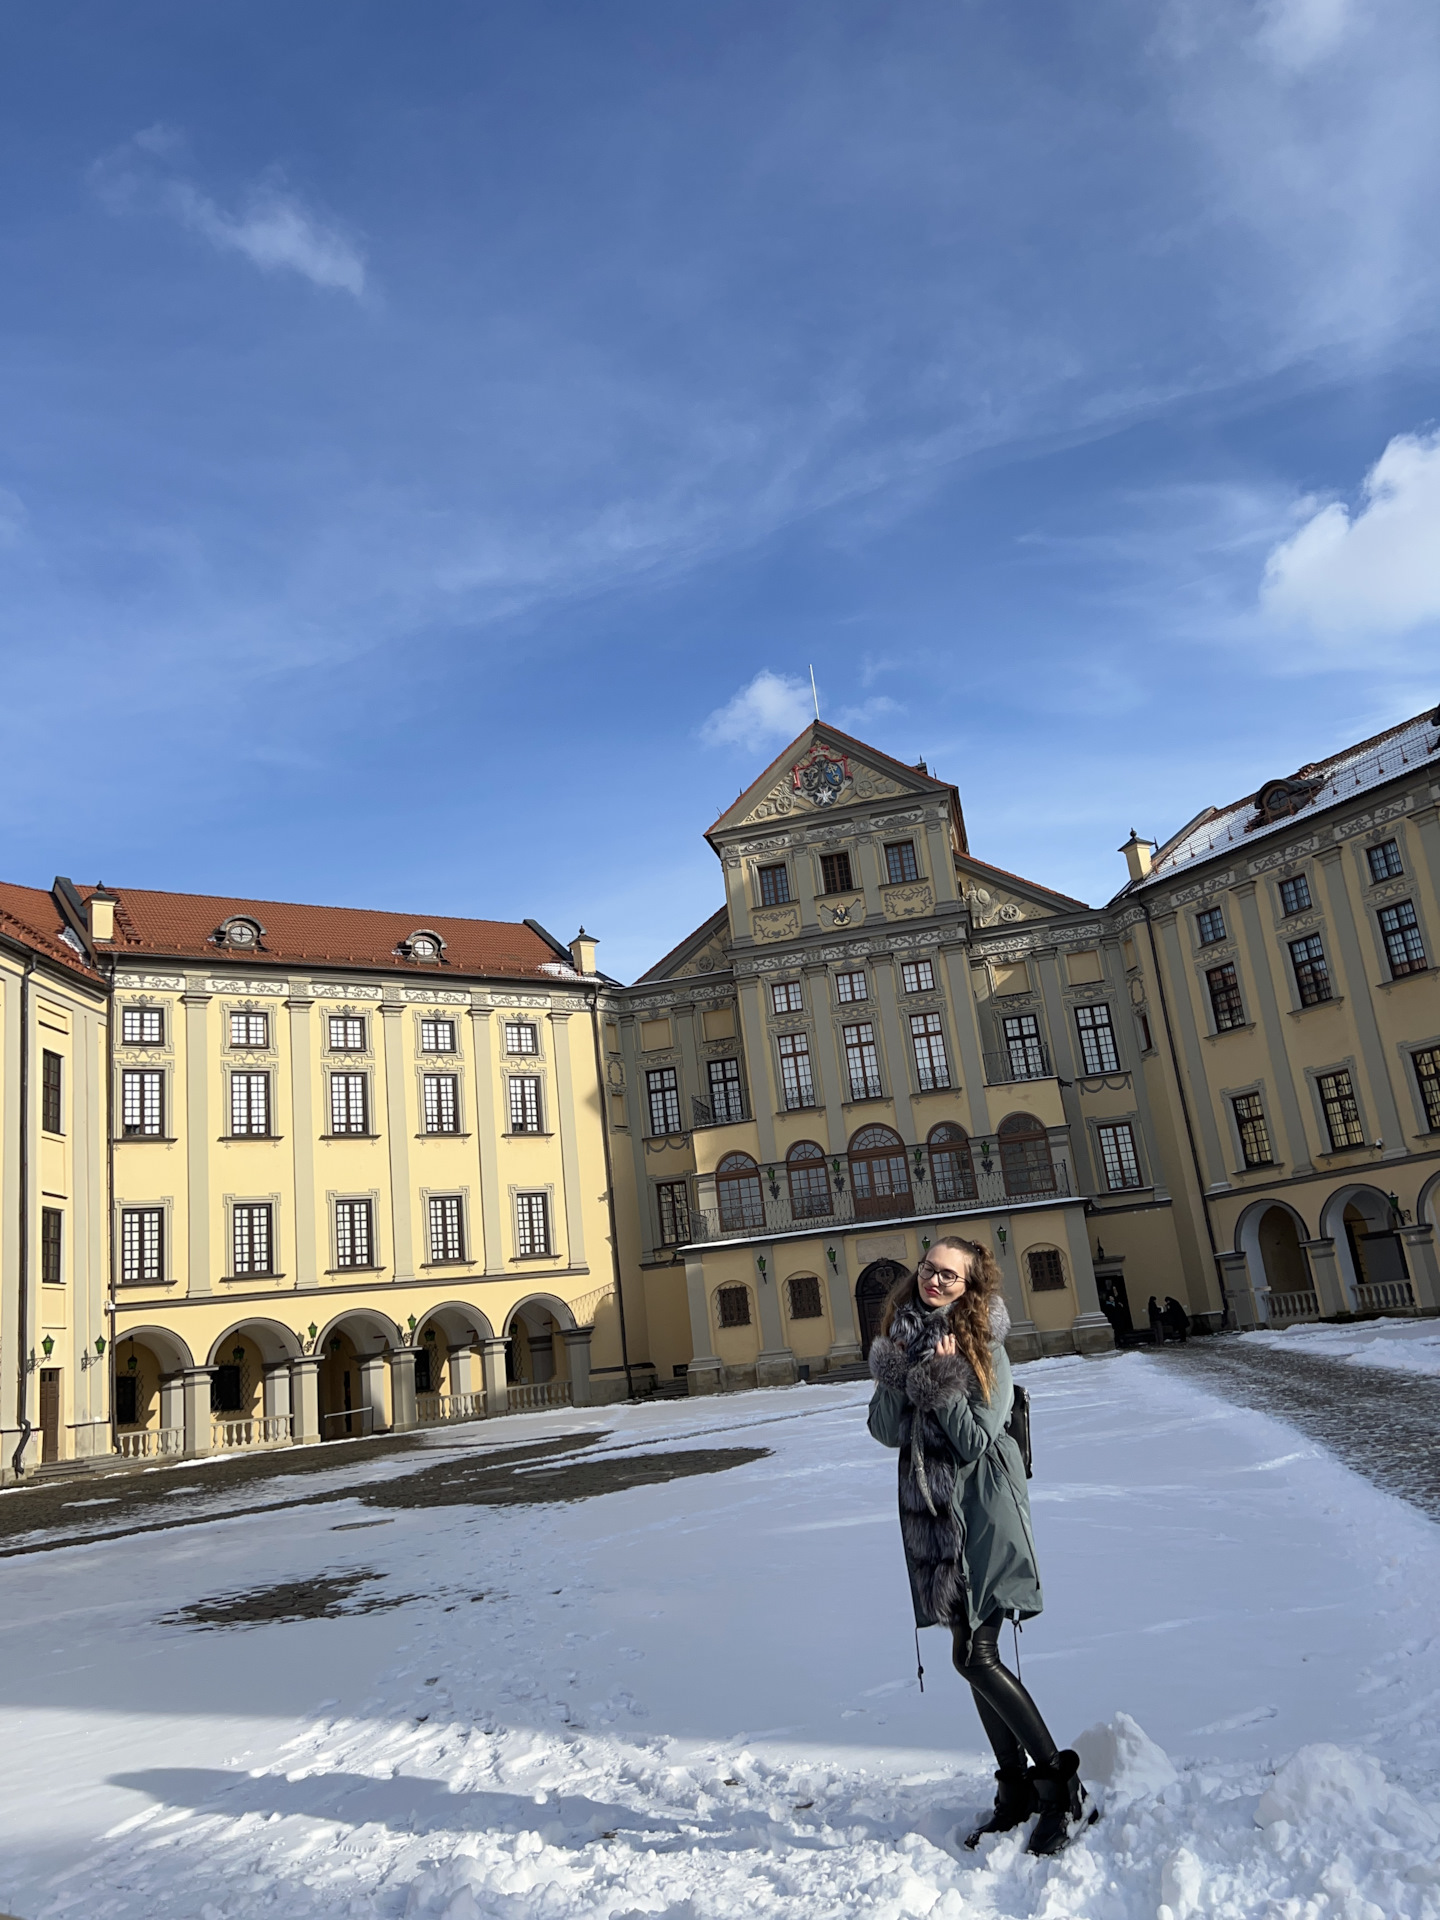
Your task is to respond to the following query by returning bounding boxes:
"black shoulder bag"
[1005,1381,1033,1479]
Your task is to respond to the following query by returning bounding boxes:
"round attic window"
[225,922,257,947]
[410,936,436,958]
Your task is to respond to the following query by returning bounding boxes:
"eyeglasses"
[917,1260,967,1286]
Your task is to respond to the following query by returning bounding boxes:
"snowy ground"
[1242,1316,1440,1379]
[3,1351,1440,1919]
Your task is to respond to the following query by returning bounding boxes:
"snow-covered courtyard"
[3,1349,1439,1919]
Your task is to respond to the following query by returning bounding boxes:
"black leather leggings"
[952,1614,1058,1769]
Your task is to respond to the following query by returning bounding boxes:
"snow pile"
[1074,1710,1178,1804]
[1244,1318,1440,1378]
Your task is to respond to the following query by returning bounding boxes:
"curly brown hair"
[877,1235,1004,1402]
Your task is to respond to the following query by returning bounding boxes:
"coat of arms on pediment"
[791,745,851,808]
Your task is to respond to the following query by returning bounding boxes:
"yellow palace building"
[2,704,1439,1474]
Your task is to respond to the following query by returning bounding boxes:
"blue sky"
[3,1,1439,981]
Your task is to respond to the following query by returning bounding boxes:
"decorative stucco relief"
[751,905,802,942]
[882,881,935,920]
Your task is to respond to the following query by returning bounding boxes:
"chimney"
[87,888,119,942]
[1119,831,1155,884]
[569,927,598,975]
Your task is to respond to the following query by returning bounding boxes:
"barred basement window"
[885,841,920,884]
[835,969,867,1002]
[424,1073,459,1134]
[1196,907,1226,946]
[646,1066,681,1135]
[505,1022,539,1055]
[229,1011,268,1048]
[40,1208,62,1284]
[121,1068,163,1136]
[232,1203,274,1276]
[328,1015,365,1051]
[900,959,935,993]
[657,1180,691,1245]
[787,1274,823,1319]
[1289,935,1333,1007]
[41,1051,62,1133]
[1379,900,1427,977]
[334,1198,374,1268]
[716,1285,751,1328]
[1096,1122,1143,1191]
[707,1057,745,1123]
[1232,1093,1273,1168]
[777,1032,815,1110]
[1367,839,1403,882]
[1207,964,1245,1032]
[1317,1070,1364,1150]
[820,851,853,894]
[121,1207,164,1283]
[1413,1047,1440,1131]
[508,1076,542,1133]
[121,1006,163,1045]
[910,1011,950,1090]
[1278,875,1311,916]
[757,863,790,907]
[428,1194,465,1263]
[843,1023,883,1100]
[770,980,803,1014]
[420,1018,456,1053]
[1026,1249,1066,1292]
[515,1191,551,1256]
[1074,1003,1120,1073]
[230,1071,270,1136]
[330,1073,368,1134]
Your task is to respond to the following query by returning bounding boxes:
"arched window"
[999,1113,1056,1197]
[928,1122,976,1204]
[786,1141,832,1220]
[716,1152,765,1232]
[849,1124,911,1220]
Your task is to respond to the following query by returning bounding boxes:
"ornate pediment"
[710,724,952,836]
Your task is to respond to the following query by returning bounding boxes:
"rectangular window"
[40,1208,62,1285]
[420,1018,456,1053]
[1138,1011,1154,1052]
[1026,1249,1066,1292]
[1232,1092,1273,1168]
[230,1071,271,1136]
[121,1207,164,1283]
[757,863,790,907]
[716,1285,751,1328]
[121,1006,163,1045]
[428,1194,465,1263]
[334,1197,374,1268]
[504,1021,539,1055]
[1413,1047,1440,1131]
[885,841,920,884]
[770,980,804,1014]
[819,851,854,894]
[423,1073,460,1134]
[229,1011,268,1048]
[232,1203,274,1276]
[1318,1070,1365,1150]
[41,1051,62,1133]
[787,1273,824,1319]
[843,1022,883,1101]
[1074,1003,1120,1074]
[328,1014,366,1051]
[329,1073,368,1134]
[516,1191,551,1256]
[646,1067,681,1135]
[900,959,936,994]
[835,969,867,1002]
[1196,907,1226,946]
[777,1032,816,1109]
[707,1057,745,1123]
[508,1076,542,1133]
[910,1011,951,1090]
[1278,875,1312,916]
[1207,964,1245,1032]
[1367,838,1404,882]
[1289,934,1333,1007]
[114,1375,139,1425]
[1002,1013,1046,1078]
[1096,1122,1143,1191]
[121,1068,164,1137]
[1379,900,1427,977]
[657,1180,690,1246]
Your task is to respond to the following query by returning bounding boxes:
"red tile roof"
[78,885,568,981]
[0,882,102,983]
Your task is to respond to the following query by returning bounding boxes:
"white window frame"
[909,1011,950,1090]
[427,1193,466,1264]
[900,958,936,994]
[423,1072,460,1134]
[121,1068,164,1137]
[231,1202,275,1276]
[333,1196,376,1269]
[329,1072,369,1135]
[120,1206,165,1283]
[121,1005,164,1046]
[508,1075,543,1134]
[515,1190,552,1257]
[229,1070,271,1137]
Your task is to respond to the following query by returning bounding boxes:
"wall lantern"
[825,1246,838,1272]
[40,1335,54,1360]
[756,1254,768,1282]
[424,1326,436,1343]
[996,1226,1008,1252]
[231,1346,246,1366]
[407,1314,418,1333]
[329,1336,342,1354]
[127,1353,138,1374]
[95,1335,107,1357]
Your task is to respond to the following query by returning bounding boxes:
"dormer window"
[217,916,263,949]
[401,929,446,962]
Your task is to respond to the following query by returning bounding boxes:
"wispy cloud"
[91,126,366,298]
[700,670,815,749]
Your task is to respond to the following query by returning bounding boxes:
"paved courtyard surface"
[1146,1332,1440,1522]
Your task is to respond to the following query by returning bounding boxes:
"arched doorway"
[505,1294,579,1387]
[1321,1184,1409,1308]
[112,1324,194,1456]
[849,1125,910,1221]
[314,1310,397,1440]
[856,1257,907,1356]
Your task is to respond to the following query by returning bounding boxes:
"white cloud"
[1260,430,1440,636]
[92,128,366,298]
[1257,0,1354,71]
[0,489,26,548]
[700,670,815,749]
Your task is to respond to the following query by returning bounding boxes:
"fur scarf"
[868,1293,1011,1628]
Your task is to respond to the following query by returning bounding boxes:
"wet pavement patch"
[160,1570,414,1629]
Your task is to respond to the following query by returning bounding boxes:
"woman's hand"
[934,1333,957,1357]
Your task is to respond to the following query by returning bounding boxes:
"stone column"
[262,1361,293,1424]
[560,1326,593,1404]
[822,1240,863,1368]
[753,1244,797,1386]
[1398,1223,1440,1314]
[1216,1250,1256,1329]
[159,1372,184,1439]
[182,993,212,1294]
[182,1367,214,1455]
[683,1251,724,1393]
[989,1215,1042,1362]
[448,1344,476,1396]
[389,1348,419,1431]
[479,1336,510,1415]
[358,1354,389,1431]
[1300,1237,1348,1317]
[379,1003,415,1279]
[287,997,318,1290]
[549,1011,586,1266]
[289,1356,322,1445]
[1058,1205,1115,1354]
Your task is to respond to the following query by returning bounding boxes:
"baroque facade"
[2,705,1438,1472]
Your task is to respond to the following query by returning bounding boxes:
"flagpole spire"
[809,664,820,721]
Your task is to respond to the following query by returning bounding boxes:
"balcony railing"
[416,1390,486,1425]
[505,1380,573,1412]
[115,1426,183,1460]
[213,1414,294,1450]
[983,1044,1052,1085]
[686,1151,1072,1244]
[691,1096,752,1130]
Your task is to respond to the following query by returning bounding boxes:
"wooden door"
[39,1369,60,1465]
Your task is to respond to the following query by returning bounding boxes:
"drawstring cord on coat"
[915,1627,925,1693]
[1012,1614,1023,1681]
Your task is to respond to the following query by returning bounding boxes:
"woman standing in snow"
[867,1236,1093,1856]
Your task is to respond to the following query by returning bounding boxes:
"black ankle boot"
[963,1765,1036,1848]
[1025,1750,1095,1856]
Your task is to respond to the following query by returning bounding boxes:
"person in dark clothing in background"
[1147,1296,1165,1345]
[1164,1297,1189,1343]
